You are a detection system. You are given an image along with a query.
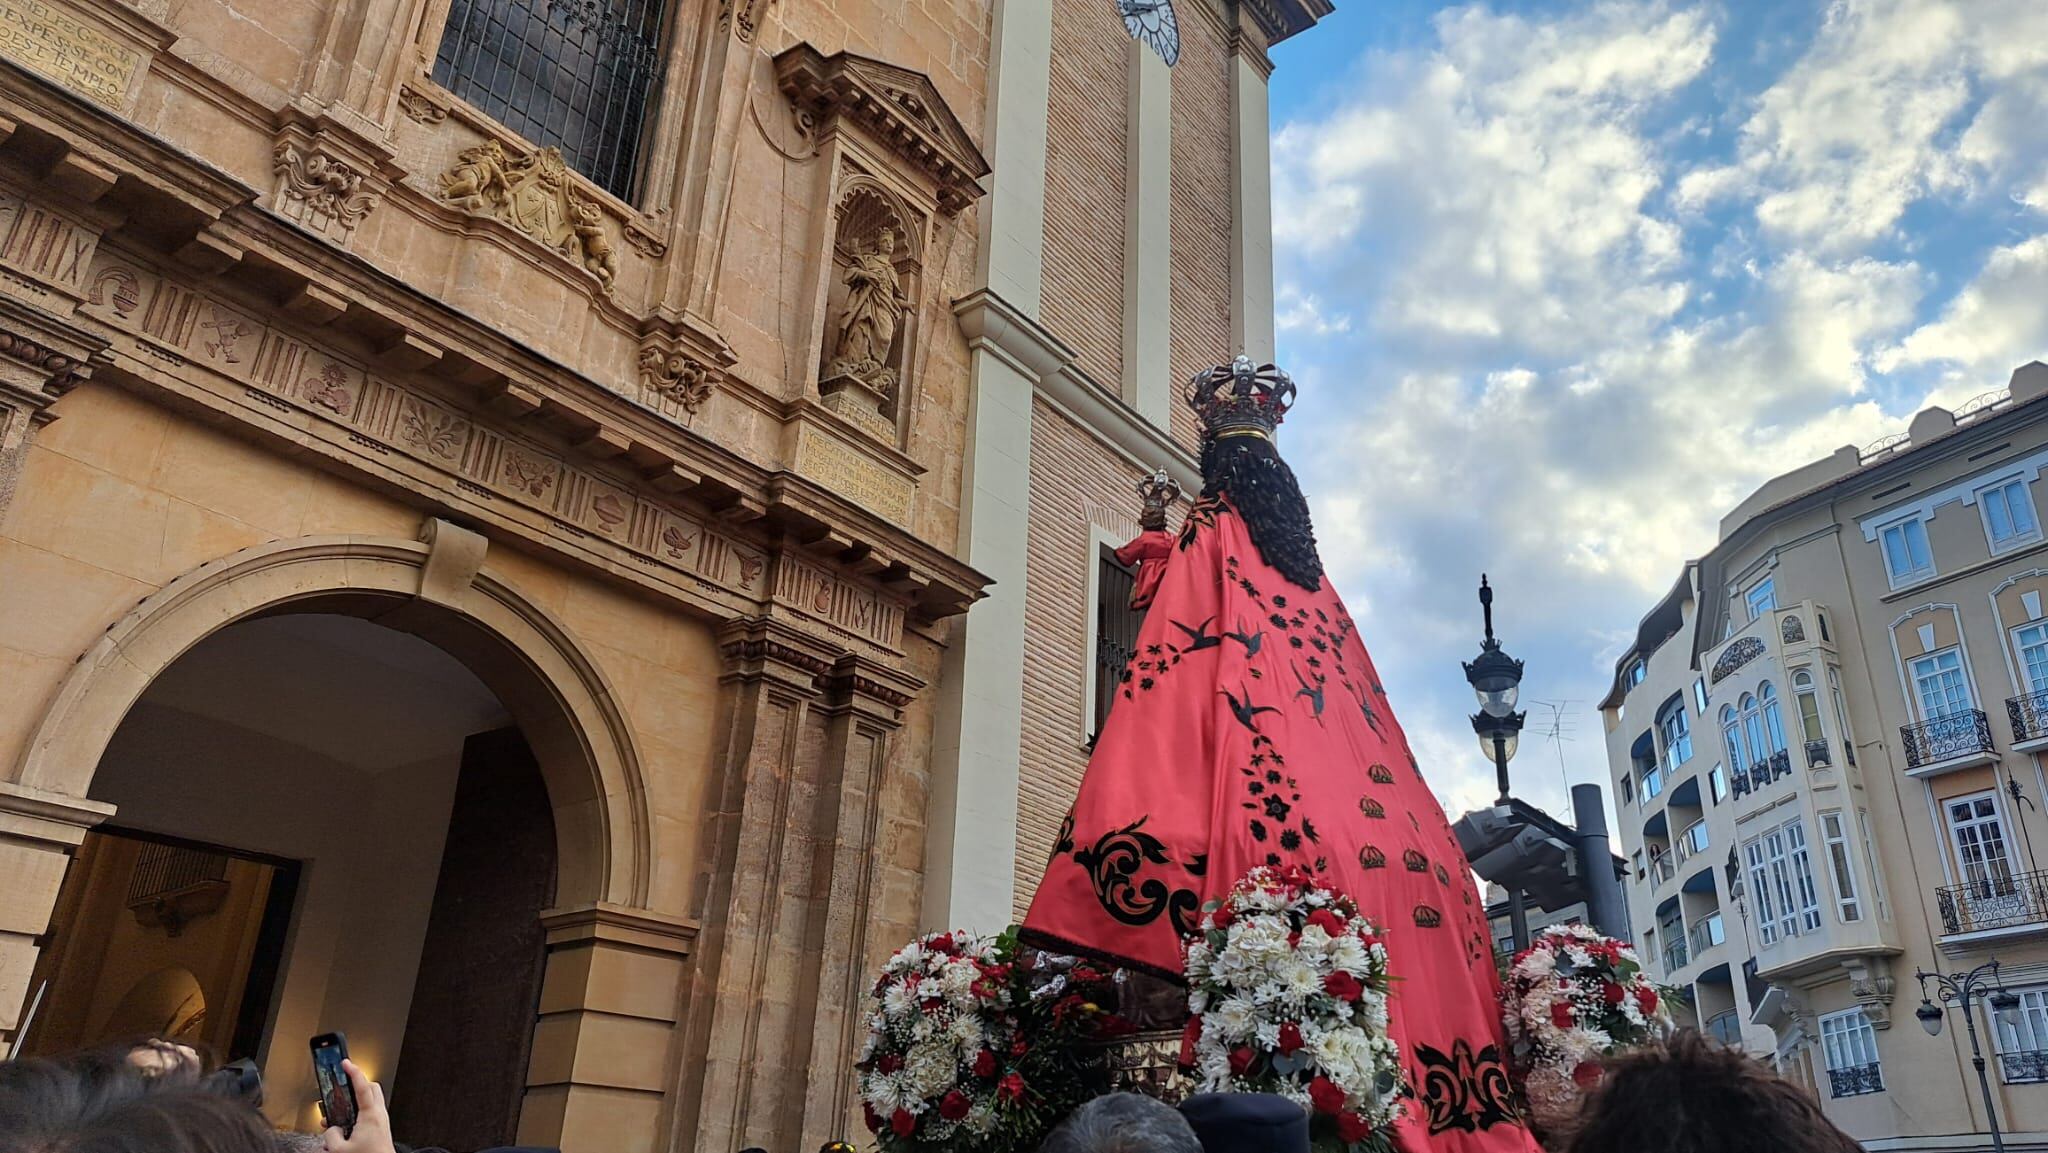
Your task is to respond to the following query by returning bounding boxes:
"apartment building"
[1603,361,2048,1150]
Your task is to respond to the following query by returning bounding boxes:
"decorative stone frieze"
[396,84,447,124]
[637,339,717,415]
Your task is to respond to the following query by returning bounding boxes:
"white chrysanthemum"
[1211,995,1258,1039]
[882,981,917,1020]
[966,1102,997,1134]
[1189,988,1211,1015]
[905,1040,955,1097]
[1327,934,1369,976]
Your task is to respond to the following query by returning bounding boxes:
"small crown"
[1135,467,1183,530]
[1185,355,1297,439]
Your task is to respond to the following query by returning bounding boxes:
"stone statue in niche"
[824,226,908,399]
[437,140,617,294]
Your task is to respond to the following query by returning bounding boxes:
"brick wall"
[1040,0,1129,392]
[1167,3,1237,455]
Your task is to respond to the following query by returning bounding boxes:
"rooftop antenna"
[1528,699,1580,805]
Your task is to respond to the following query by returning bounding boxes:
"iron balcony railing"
[1828,1062,1884,1098]
[1734,750,1793,798]
[1689,911,1726,955]
[1804,738,1832,767]
[1901,709,1996,771]
[1704,1009,1742,1046]
[1935,869,2048,935]
[2010,689,2048,745]
[1662,935,1689,976]
[2003,1050,2048,1084]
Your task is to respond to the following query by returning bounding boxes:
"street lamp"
[1916,959,2023,1153]
[1464,575,1526,803]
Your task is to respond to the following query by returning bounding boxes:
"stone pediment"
[773,46,990,213]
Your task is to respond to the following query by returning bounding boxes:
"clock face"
[1118,0,1180,67]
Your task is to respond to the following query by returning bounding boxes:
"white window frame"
[1879,515,1936,588]
[1710,763,1727,804]
[1745,577,1777,622]
[1994,988,2048,1082]
[1978,476,2042,554]
[1910,646,1974,720]
[1819,1009,1883,1093]
[1721,705,1747,774]
[2015,621,2048,696]
[1760,681,1788,755]
[1946,790,2017,898]
[1819,810,1862,923]
[1659,699,1693,767]
[1745,817,1821,943]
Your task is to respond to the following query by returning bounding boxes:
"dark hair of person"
[0,1055,275,1153]
[1199,433,1324,592]
[1565,1030,1862,1153]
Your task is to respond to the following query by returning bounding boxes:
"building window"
[1091,550,1143,740]
[2016,622,2048,695]
[1658,699,1693,767]
[1626,658,1647,688]
[1829,667,1857,765]
[1947,792,2017,901]
[1994,988,2048,1084]
[1759,682,1788,755]
[432,0,672,200]
[1819,1009,1884,1098]
[1819,811,1862,923]
[1745,818,1821,944]
[1792,670,1826,760]
[1721,706,1747,776]
[1739,693,1767,769]
[1620,774,1634,806]
[1693,676,1708,715]
[1632,849,1645,881]
[1880,516,1935,587]
[1978,477,2041,553]
[1911,647,1973,719]
[1709,764,1727,804]
[1745,578,1777,622]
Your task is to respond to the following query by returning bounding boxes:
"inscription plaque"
[0,0,144,110]
[793,424,913,525]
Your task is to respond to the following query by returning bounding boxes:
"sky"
[1262,0,2048,826]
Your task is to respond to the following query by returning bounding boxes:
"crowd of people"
[0,1027,1860,1153]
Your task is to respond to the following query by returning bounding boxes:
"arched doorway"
[12,533,653,1147]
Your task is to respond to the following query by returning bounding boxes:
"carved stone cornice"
[821,652,925,724]
[0,296,108,402]
[1237,0,1333,45]
[773,46,990,214]
[717,617,840,693]
[268,112,396,243]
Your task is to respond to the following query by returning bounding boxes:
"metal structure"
[1915,959,2023,1153]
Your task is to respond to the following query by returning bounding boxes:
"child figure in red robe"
[1023,358,1540,1153]
[1115,468,1181,611]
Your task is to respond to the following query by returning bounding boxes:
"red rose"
[1336,1111,1374,1143]
[1324,971,1365,1002]
[1307,908,1346,935]
[1359,930,1380,949]
[1211,904,1236,929]
[928,933,956,954]
[1551,1002,1574,1029]
[1572,1060,1605,1089]
[973,1049,997,1078]
[890,1109,915,1137]
[1011,1038,1030,1058]
[1289,931,1303,949]
[999,1072,1027,1102]
[879,1053,904,1074]
[864,1103,882,1133]
[1180,1016,1205,1067]
[1602,982,1626,1007]
[1279,1023,1305,1054]
[1636,986,1660,1015]
[1229,1046,1256,1076]
[939,1090,971,1120]
[1308,1075,1348,1115]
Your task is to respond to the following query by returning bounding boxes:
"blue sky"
[1262,0,2048,823]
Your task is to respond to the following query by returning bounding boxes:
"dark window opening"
[433,0,671,200]
[1092,550,1143,745]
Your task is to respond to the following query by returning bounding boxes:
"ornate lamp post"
[1916,959,2023,1153]
[1464,575,1526,804]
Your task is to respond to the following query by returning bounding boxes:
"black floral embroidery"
[1262,795,1292,821]
[1178,496,1224,550]
[1279,828,1302,851]
[1073,818,1199,931]
[1414,1040,1521,1135]
[1051,809,1076,862]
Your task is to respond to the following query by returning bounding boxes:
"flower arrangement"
[1499,923,1675,1131]
[857,927,1129,1153]
[1181,866,1405,1153]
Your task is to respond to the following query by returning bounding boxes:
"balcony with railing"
[1704,1009,1742,1046]
[2003,1049,2048,1085]
[1649,851,1677,888]
[1827,1062,1884,1098]
[1688,911,1726,956]
[2010,689,2048,752]
[1935,869,2048,944]
[1900,709,1997,777]
[1803,737,1832,768]
[1673,819,1710,865]
[1730,749,1792,801]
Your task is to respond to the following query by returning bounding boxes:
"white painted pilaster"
[1228,47,1276,362]
[974,0,1055,317]
[1122,42,1173,428]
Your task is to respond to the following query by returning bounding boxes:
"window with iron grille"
[1092,550,1143,741]
[433,0,672,200]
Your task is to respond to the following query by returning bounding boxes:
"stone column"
[519,904,697,1153]
[1227,37,1277,363]
[0,781,115,1048]
[1121,40,1173,426]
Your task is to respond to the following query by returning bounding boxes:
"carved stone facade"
[0,1,994,1152]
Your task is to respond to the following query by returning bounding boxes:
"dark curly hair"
[1565,1031,1862,1153]
[1199,433,1324,592]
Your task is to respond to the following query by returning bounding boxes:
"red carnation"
[1573,1060,1605,1089]
[879,1053,904,1074]
[1279,1023,1306,1055]
[864,1103,882,1133]
[998,1072,1027,1102]
[1636,986,1660,1015]
[974,1049,997,1078]
[1324,971,1365,1002]
[1551,1002,1574,1029]
[1180,1016,1205,1067]
[1308,1075,1348,1115]
[1602,982,1626,1007]
[1229,1046,1256,1076]
[928,933,957,954]
[1289,931,1303,949]
[890,1109,916,1137]
[939,1090,971,1120]
[1211,904,1236,929]
[1337,1111,1374,1143]
[1010,1038,1030,1058]
[1306,908,1346,935]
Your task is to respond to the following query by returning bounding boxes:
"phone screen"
[310,1033,356,1136]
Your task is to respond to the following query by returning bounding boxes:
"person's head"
[1177,1093,1310,1153]
[0,1055,275,1153]
[1567,1031,1863,1153]
[1039,1093,1203,1153]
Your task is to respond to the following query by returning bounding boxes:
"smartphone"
[310,1032,357,1137]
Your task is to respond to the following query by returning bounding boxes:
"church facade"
[0,0,1319,1150]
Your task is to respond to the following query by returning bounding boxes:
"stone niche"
[776,46,988,448]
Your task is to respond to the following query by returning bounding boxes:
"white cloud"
[1879,233,2048,386]
[1275,284,1353,336]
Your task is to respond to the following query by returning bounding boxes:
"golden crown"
[1184,356,1296,439]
